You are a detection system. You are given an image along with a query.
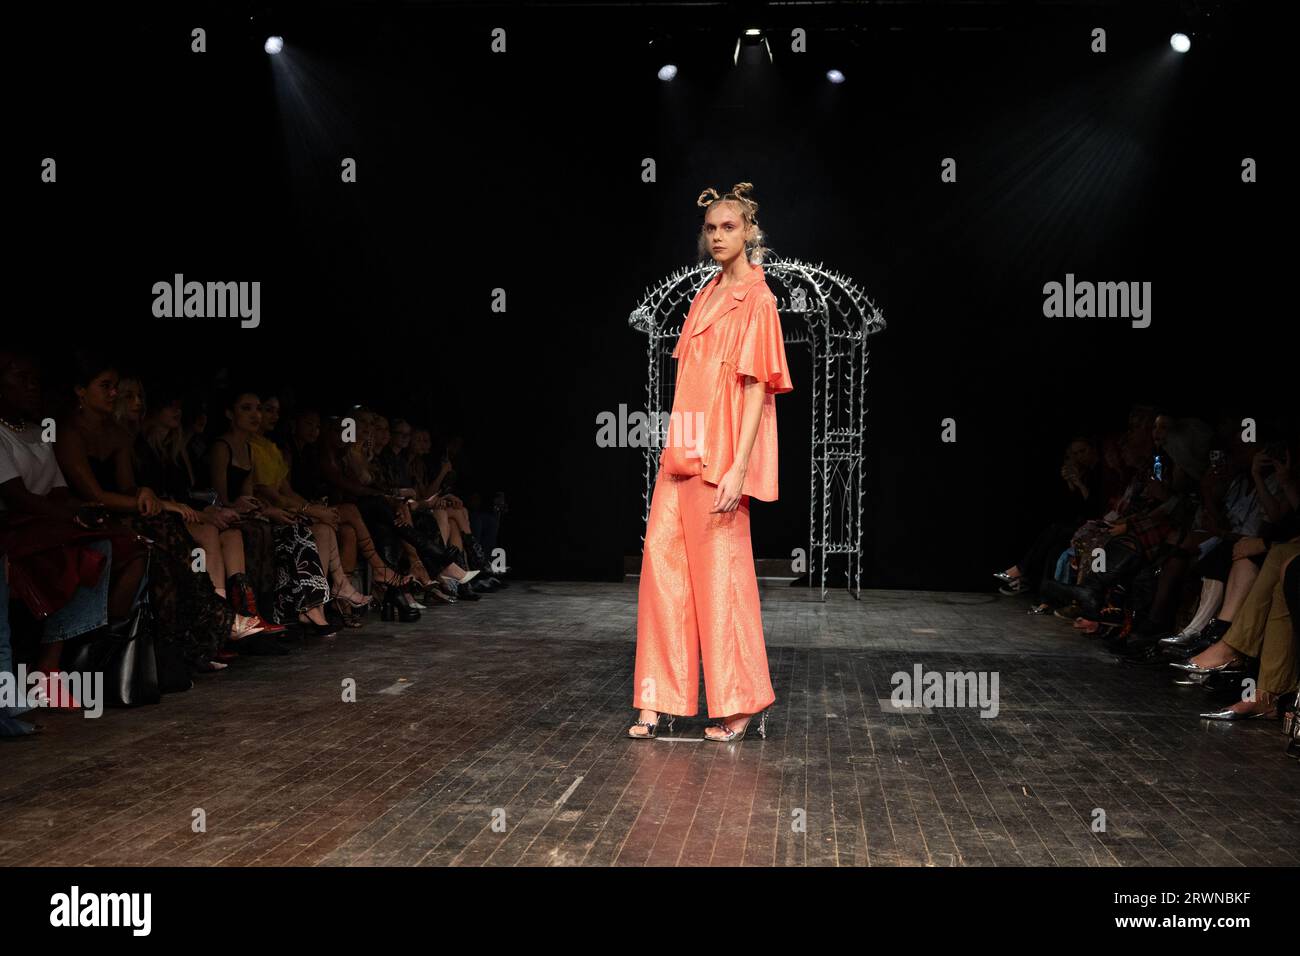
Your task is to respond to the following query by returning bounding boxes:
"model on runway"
[629,182,794,742]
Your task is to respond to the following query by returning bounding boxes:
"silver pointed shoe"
[1200,704,1277,721]
[1169,655,1247,676]
[1159,630,1202,647]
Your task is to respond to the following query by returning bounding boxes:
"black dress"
[215,437,329,624]
[89,450,232,670]
[133,437,195,503]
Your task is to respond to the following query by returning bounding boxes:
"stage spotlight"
[734,26,772,65]
[1170,32,1190,53]
[264,35,284,55]
[827,69,845,84]
[658,63,678,81]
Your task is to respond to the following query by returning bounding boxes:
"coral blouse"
[661,263,793,501]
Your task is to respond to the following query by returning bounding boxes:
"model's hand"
[163,500,201,524]
[710,465,746,513]
[263,506,294,525]
[137,488,162,517]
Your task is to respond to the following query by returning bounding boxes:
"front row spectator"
[54,355,270,673]
[1172,537,1300,719]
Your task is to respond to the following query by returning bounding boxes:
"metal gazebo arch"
[629,257,886,599]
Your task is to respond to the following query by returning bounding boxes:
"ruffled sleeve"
[736,292,793,394]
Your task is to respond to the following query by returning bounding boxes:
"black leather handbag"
[69,548,161,708]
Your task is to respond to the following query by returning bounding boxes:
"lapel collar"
[688,263,765,339]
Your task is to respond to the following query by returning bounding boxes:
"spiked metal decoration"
[629,257,886,599]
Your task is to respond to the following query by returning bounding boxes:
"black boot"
[1045,541,1144,618]
[461,531,489,572]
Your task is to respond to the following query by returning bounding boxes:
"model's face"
[412,430,431,454]
[158,400,183,430]
[296,412,321,444]
[703,202,749,264]
[1067,440,1096,469]
[391,422,411,449]
[228,394,262,433]
[1153,415,1171,448]
[260,398,280,430]
[118,381,145,422]
[0,357,41,418]
[78,370,119,415]
[374,418,390,449]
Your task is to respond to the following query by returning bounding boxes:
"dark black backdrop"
[12,0,1294,590]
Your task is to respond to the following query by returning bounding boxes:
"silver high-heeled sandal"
[703,708,769,742]
[627,712,674,739]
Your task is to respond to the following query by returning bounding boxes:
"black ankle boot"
[444,544,468,570]
[461,532,489,572]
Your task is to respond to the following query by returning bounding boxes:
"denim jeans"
[40,538,112,644]
[0,557,35,719]
[1053,547,1074,585]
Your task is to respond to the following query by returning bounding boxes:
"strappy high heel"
[626,711,675,739]
[704,707,769,742]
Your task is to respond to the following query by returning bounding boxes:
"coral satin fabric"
[661,263,793,502]
[633,471,776,719]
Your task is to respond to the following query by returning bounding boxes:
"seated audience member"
[1159,429,1296,650]
[55,354,268,675]
[1043,415,1207,634]
[995,435,1108,596]
[293,407,384,593]
[210,389,337,636]
[1172,534,1300,720]
[136,385,286,645]
[249,396,369,626]
[0,350,146,726]
[383,418,498,592]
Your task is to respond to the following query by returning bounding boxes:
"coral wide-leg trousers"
[634,469,776,719]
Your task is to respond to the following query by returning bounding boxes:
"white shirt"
[0,423,67,509]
